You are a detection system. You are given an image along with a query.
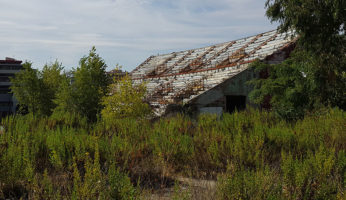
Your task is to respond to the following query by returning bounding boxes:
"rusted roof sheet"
[131,29,296,115]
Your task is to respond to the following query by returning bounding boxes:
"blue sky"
[0,0,277,71]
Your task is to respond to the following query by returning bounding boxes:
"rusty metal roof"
[131,29,296,115]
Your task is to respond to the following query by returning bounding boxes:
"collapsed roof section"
[131,29,296,116]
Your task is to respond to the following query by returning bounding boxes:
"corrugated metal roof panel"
[132,29,297,116]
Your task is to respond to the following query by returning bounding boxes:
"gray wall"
[190,68,257,112]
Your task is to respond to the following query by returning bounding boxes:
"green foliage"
[10,61,66,116]
[54,47,110,122]
[101,74,151,121]
[150,114,194,171]
[249,52,314,120]
[281,147,341,199]
[10,47,112,123]
[41,61,65,115]
[74,46,110,121]
[52,74,76,118]
[72,145,105,199]
[31,169,61,199]
[251,0,346,120]
[0,108,344,199]
[217,167,282,200]
[265,0,345,55]
[107,163,138,200]
[10,62,43,115]
[249,48,346,120]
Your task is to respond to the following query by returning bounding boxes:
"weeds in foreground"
[0,108,344,199]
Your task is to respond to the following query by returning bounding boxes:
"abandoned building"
[0,57,22,118]
[131,30,296,116]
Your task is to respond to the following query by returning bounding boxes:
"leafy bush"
[101,75,151,122]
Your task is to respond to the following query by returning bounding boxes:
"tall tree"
[250,0,345,120]
[265,0,345,54]
[40,61,65,115]
[10,62,43,115]
[52,72,75,116]
[54,47,110,121]
[10,61,65,116]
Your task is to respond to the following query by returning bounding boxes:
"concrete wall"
[189,46,293,115]
[191,68,256,112]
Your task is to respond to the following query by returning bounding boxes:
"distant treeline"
[10,46,151,123]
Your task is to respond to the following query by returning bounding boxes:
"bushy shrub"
[101,75,151,122]
[281,146,343,200]
[217,167,282,200]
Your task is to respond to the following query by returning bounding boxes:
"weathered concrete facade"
[189,67,257,113]
[0,57,22,118]
[131,30,296,116]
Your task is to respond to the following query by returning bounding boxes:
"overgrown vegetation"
[10,61,65,116]
[4,1,345,199]
[0,108,344,199]
[250,0,345,120]
[101,74,151,122]
[11,47,110,122]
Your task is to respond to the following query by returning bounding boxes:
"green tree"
[52,72,75,116]
[10,61,65,116]
[101,74,151,122]
[40,61,65,115]
[10,62,43,115]
[265,0,345,54]
[249,51,317,120]
[54,47,110,121]
[250,0,346,120]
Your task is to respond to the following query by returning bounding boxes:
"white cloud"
[0,0,277,71]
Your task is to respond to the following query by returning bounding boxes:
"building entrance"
[226,95,246,113]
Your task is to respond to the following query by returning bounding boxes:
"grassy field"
[0,108,345,199]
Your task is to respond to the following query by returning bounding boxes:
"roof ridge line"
[149,29,278,57]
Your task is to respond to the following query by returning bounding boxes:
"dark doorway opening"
[226,95,246,113]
